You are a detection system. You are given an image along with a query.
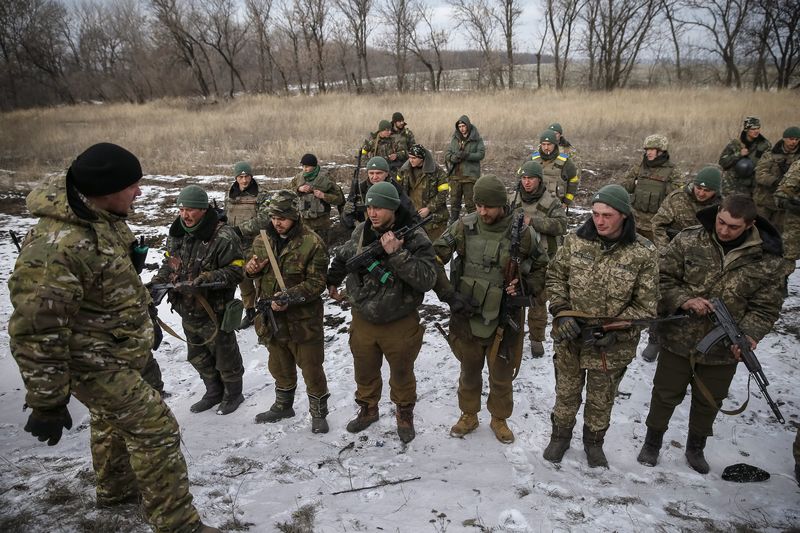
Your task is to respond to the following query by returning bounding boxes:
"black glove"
[552,316,581,342]
[149,304,163,351]
[24,406,72,446]
[450,152,463,164]
[442,292,480,316]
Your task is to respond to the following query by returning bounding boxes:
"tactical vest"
[297,174,334,219]
[226,195,258,226]
[533,152,568,200]
[457,212,512,339]
[516,195,562,258]
[631,165,674,214]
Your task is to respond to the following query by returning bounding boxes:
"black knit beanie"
[67,143,142,197]
[300,153,318,167]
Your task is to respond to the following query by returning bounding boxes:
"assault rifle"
[149,281,227,306]
[342,150,366,229]
[695,297,785,424]
[255,293,307,334]
[580,315,689,348]
[345,214,432,284]
[10,230,22,253]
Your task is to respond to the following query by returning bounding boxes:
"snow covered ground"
[1,173,798,532]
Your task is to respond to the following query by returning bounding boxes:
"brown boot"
[346,403,379,433]
[530,340,545,358]
[490,416,515,444]
[396,404,415,443]
[450,412,479,437]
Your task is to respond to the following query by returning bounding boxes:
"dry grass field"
[1,88,795,200]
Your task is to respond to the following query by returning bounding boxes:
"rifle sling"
[156,293,220,347]
[260,229,287,291]
[689,353,748,417]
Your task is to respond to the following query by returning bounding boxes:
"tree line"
[1,0,798,110]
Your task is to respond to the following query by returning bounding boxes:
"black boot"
[685,431,710,474]
[396,404,415,443]
[346,402,379,433]
[239,307,257,330]
[583,425,609,468]
[255,387,296,423]
[543,418,575,463]
[190,376,224,413]
[217,379,244,415]
[636,427,665,467]
[308,393,330,434]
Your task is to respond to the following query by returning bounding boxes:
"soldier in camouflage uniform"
[342,156,417,221]
[530,129,579,208]
[244,191,331,433]
[362,119,403,176]
[719,116,771,197]
[775,158,800,276]
[397,143,450,241]
[290,153,345,247]
[754,126,800,231]
[435,175,549,444]
[327,182,437,444]
[508,160,567,358]
[544,184,659,468]
[224,162,271,329]
[391,111,415,165]
[637,195,784,474]
[620,134,684,243]
[152,185,246,416]
[446,115,486,222]
[547,122,582,178]
[8,143,218,533]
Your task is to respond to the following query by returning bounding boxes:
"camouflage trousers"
[239,276,256,310]
[349,311,424,407]
[449,317,516,419]
[184,317,244,383]
[266,338,328,398]
[140,353,164,393]
[721,174,754,198]
[449,177,477,219]
[783,212,799,264]
[303,216,332,248]
[645,348,736,437]
[71,369,200,533]
[527,290,548,342]
[551,342,627,432]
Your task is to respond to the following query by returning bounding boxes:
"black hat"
[67,143,142,197]
[392,112,404,122]
[300,153,318,167]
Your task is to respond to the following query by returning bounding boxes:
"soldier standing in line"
[391,111,415,165]
[290,153,345,247]
[224,161,271,329]
[362,119,403,176]
[530,129,579,209]
[544,185,659,468]
[396,143,450,242]
[327,182,437,444]
[719,116,771,197]
[151,185,246,416]
[637,195,783,474]
[509,160,567,358]
[446,115,486,223]
[754,126,800,232]
[434,175,549,444]
[342,156,417,220]
[245,191,331,433]
[775,158,800,277]
[8,143,219,532]
[546,122,582,177]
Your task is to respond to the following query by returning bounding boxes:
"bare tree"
[297,0,329,93]
[492,0,522,88]
[450,0,502,88]
[380,0,418,92]
[660,0,687,83]
[194,0,248,98]
[544,0,582,90]
[533,16,549,89]
[755,0,800,89]
[246,0,280,93]
[404,0,448,91]
[334,0,373,92]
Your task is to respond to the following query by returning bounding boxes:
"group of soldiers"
[7,112,800,532]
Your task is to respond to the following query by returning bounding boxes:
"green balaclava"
[473,175,508,207]
[234,161,253,176]
[176,185,209,208]
[592,184,631,215]
[694,166,722,192]
[365,181,400,210]
[269,190,300,220]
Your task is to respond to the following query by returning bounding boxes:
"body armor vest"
[226,195,258,226]
[533,153,568,200]
[631,165,674,214]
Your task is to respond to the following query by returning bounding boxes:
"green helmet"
[643,134,668,151]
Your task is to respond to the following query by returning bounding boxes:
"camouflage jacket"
[327,205,437,324]
[509,182,568,259]
[396,147,450,229]
[754,140,800,208]
[559,137,582,177]
[659,206,784,364]
[392,126,416,163]
[445,115,486,180]
[224,179,271,249]
[719,131,771,193]
[289,167,345,220]
[362,133,403,170]
[250,221,328,344]
[651,185,720,249]
[8,175,154,409]
[620,153,683,232]
[776,158,800,204]
[153,209,244,320]
[546,218,659,369]
[529,149,579,205]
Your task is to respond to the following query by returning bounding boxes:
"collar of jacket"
[169,207,219,240]
[740,130,767,147]
[695,205,783,256]
[266,217,302,243]
[771,139,798,155]
[643,151,670,168]
[228,179,259,199]
[520,182,545,203]
[362,203,416,245]
[575,215,637,246]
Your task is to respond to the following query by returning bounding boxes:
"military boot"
[217,379,244,415]
[641,341,660,362]
[542,418,574,463]
[396,404,416,443]
[239,307,257,330]
[255,387,296,423]
[308,393,330,434]
[346,403,379,433]
[636,427,665,467]
[490,416,515,444]
[190,376,224,413]
[685,431,710,474]
[530,341,545,358]
[450,412,479,437]
[583,425,609,468]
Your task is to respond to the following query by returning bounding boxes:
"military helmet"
[734,157,755,179]
[643,134,668,151]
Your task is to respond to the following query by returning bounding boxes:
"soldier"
[620,133,683,243]
[637,195,783,474]
[290,153,345,247]
[775,158,800,277]
[362,119,403,176]
[435,175,549,444]
[397,143,450,241]
[151,185,246,416]
[509,160,567,357]
[544,184,659,468]
[754,126,800,231]
[8,143,218,532]
[546,122,582,177]
[446,115,486,223]
[719,116,771,197]
[327,182,437,444]
[530,129,579,209]
[391,111,415,165]
[245,191,331,433]
[225,161,271,329]
[342,156,416,221]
